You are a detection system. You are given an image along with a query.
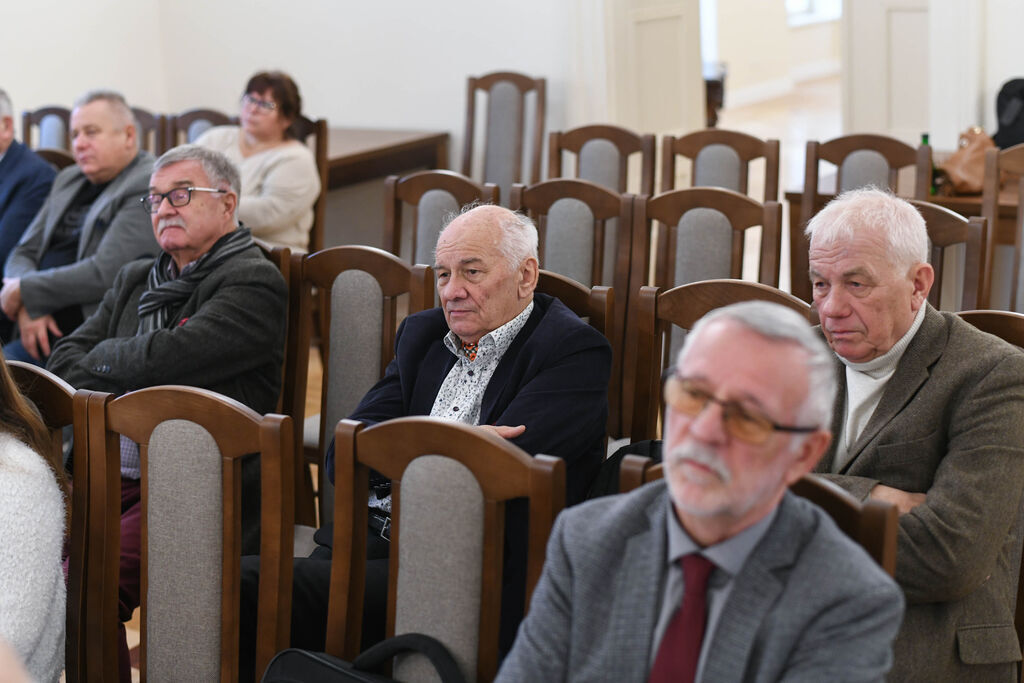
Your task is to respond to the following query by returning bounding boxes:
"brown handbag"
[940,127,994,195]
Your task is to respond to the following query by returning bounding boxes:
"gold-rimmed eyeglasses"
[663,369,818,444]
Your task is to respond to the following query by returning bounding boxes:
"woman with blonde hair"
[0,355,66,682]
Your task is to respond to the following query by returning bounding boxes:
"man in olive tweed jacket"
[808,188,1024,681]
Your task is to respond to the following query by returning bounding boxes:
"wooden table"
[326,127,449,189]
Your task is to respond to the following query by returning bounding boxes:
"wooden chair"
[510,178,632,436]
[617,456,898,576]
[383,170,499,265]
[285,246,434,525]
[325,417,565,682]
[292,115,330,253]
[6,361,90,682]
[82,386,294,682]
[791,134,932,301]
[22,106,71,150]
[165,108,235,148]
[908,199,985,310]
[535,269,615,434]
[34,148,75,171]
[958,309,1024,348]
[660,128,780,202]
[981,144,1024,311]
[129,107,164,155]
[634,187,783,292]
[462,71,546,200]
[548,124,655,196]
[629,280,812,442]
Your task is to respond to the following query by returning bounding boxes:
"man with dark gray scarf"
[47,144,287,683]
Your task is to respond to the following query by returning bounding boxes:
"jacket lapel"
[700,495,805,681]
[606,489,668,680]
[839,306,947,472]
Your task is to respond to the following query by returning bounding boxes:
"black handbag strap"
[352,633,467,683]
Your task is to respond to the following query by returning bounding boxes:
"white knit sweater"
[0,432,65,682]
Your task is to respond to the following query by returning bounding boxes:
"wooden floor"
[120,77,840,680]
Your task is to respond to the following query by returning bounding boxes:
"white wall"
[3,0,592,164]
[3,0,166,136]
[984,0,1024,134]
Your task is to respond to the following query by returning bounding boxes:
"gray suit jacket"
[4,151,158,318]
[497,482,904,682]
[817,305,1024,681]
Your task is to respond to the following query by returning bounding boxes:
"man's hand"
[479,424,527,439]
[16,308,61,360]
[870,483,927,515]
[0,278,22,319]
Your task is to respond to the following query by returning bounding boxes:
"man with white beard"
[497,300,904,683]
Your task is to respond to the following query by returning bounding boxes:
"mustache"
[665,441,731,483]
[157,217,186,232]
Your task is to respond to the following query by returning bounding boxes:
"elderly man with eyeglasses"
[1,90,158,365]
[47,143,287,683]
[497,300,904,683]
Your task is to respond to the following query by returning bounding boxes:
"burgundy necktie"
[648,553,716,683]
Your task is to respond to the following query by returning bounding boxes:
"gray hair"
[73,89,137,133]
[804,187,928,275]
[679,300,837,430]
[0,89,11,119]
[154,144,241,197]
[438,204,539,271]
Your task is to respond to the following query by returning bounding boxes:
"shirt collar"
[443,299,534,360]
[664,493,778,578]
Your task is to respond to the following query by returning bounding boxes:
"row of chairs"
[379,168,987,437]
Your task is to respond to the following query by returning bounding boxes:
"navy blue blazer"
[328,293,612,505]
[0,141,55,277]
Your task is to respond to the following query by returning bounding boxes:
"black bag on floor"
[994,78,1024,149]
[261,633,467,683]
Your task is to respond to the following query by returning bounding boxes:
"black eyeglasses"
[241,93,278,111]
[141,187,226,214]
[662,369,818,444]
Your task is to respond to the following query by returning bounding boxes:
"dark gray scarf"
[136,226,254,334]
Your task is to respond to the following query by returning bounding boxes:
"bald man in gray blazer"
[807,189,1024,680]
[498,301,903,682]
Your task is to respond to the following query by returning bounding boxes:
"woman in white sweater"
[195,71,321,251]
[0,360,66,682]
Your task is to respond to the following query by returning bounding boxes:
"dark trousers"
[117,478,142,683]
[238,530,390,682]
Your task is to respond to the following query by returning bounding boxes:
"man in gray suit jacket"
[498,301,904,682]
[807,188,1024,680]
[0,89,158,363]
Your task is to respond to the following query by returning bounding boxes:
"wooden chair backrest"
[82,386,294,681]
[981,144,1024,311]
[326,417,565,682]
[660,128,780,201]
[548,123,655,196]
[908,199,985,310]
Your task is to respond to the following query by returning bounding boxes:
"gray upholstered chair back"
[838,150,890,192]
[414,189,459,266]
[320,270,385,514]
[393,456,485,683]
[693,144,743,192]
[668,208,734,360]
[187,119,215,143]
[483,81,522,201]
[990,246,1020,311]
[577,140,623,284]
[544,198,598,286]
[145,419,223,680]
[38,114,67,150]
[577,139,621,191]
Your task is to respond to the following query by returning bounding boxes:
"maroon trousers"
[117,477,142,683]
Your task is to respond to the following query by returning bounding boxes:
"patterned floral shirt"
[429,301,535,426]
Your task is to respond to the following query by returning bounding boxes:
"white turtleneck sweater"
[831,305,927,473]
